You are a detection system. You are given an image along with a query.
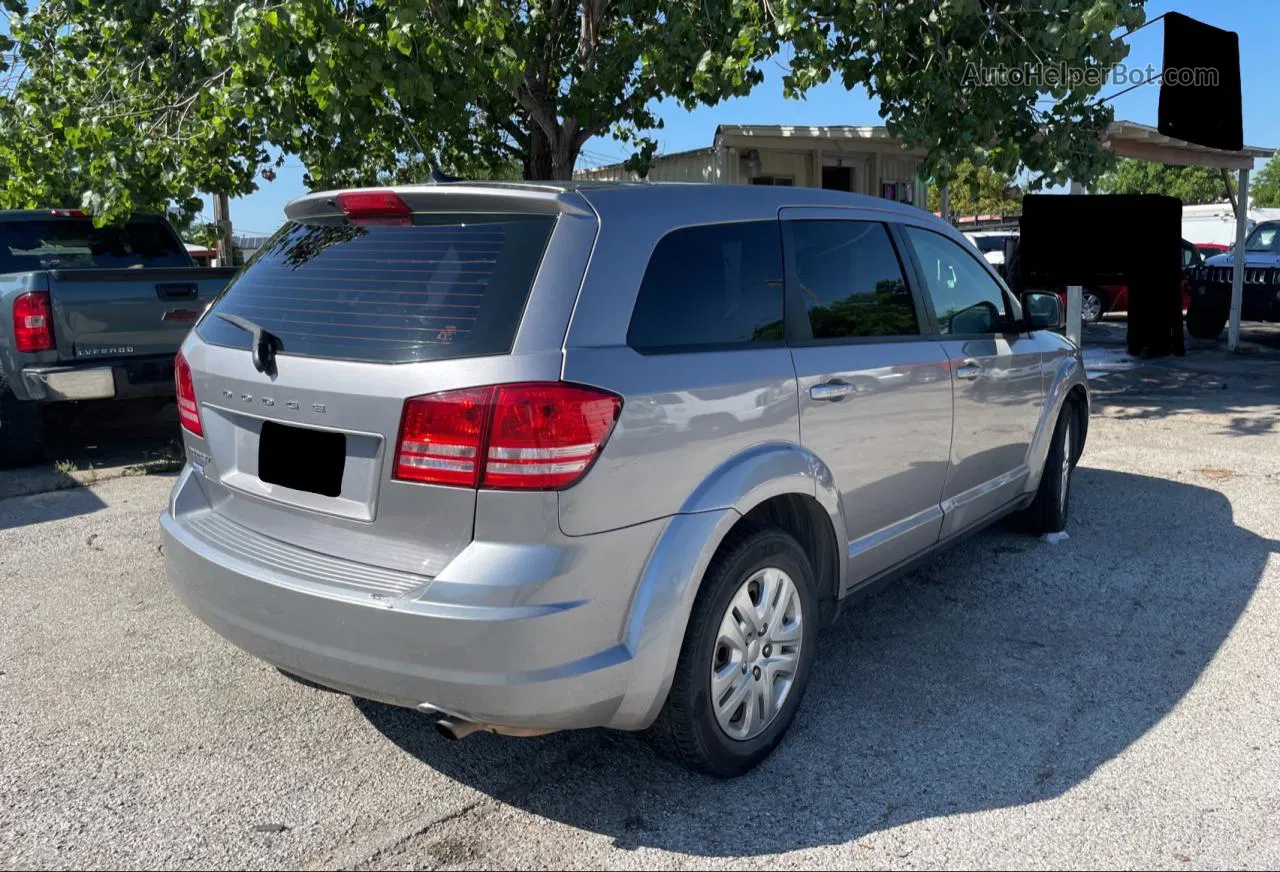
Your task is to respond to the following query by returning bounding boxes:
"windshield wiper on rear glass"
[216,312,283,375]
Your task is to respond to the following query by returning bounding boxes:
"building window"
[751,176,795,186]
[881,180,916,203]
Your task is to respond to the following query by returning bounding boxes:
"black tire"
[648,524,819,778]
[1020,404,1076,535]
[0,376,44,470]
[1186,296,1228,339]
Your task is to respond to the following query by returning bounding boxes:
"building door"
[821,166,853,192]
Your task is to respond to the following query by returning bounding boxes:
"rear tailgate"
[178,189,597,577]
[48,267,237,360]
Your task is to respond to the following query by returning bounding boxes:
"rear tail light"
[174,351,203,436]
[394,382,622,490]
[49,208,86,218]
[394,387,491,487]
[13,291,54,352]
[337,190,412,224]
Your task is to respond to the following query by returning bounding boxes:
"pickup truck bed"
[0,210,239,467]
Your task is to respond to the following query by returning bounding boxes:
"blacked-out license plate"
[258,420,345,498]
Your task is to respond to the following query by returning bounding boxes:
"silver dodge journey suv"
[162,182,1087,776]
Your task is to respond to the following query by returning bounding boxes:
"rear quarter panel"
[557,187,803,537]
[559,345,801,535]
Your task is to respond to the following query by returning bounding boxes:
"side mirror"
[1022,291,1064,330]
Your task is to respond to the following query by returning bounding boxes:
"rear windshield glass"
[197,213,555,364]
[972,236,1010,254]
[0,217,191,274]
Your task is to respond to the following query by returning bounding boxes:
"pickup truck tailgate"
[48,267,238,360]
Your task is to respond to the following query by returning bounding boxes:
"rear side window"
[198,214,555,364]
[0,217,191,273]
[785,220,919,340]
[627,221,785,352]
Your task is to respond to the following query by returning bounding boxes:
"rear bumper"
[21,354,176,402]
[161,467,675,731]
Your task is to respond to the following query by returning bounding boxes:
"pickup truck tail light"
[394,382,621,490]
[174,351,203,436]
[13,291,55,352]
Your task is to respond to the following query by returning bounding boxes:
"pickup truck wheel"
[1019,404,1076,535]
[648,524,818,778]
[0,377,44,470]
[1081,288,1107,323]
[1186,296,1228,339]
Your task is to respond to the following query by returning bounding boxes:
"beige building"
[574,124,929,209]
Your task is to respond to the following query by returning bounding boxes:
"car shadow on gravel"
[356,467,1277,858]
[0,400,179,522]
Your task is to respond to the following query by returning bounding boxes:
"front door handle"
[955,359,982,381]
[810,381,855,401]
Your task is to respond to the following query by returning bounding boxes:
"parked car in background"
[964,230,1018,268]
[1197,242,1229,261]
[0,210,237,467]
[1061,238,1201,322]
[162,182,1088,777]
[1188,219,1280,338]
[185,243,218,267]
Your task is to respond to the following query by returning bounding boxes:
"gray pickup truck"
[1,210,237,467]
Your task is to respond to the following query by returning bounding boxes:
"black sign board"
[1158,12,1243,152]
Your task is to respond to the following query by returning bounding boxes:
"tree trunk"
[550,142,578,180]
[522,126,579,180]
[524,127,555,180]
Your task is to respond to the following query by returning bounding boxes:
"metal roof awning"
[1104,120,1274,170]
[714,124,898,141]
[1093,121,1276,352]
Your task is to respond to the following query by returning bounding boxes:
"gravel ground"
[2,349,1278,870]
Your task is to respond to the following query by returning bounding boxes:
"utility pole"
[212,192,234,267]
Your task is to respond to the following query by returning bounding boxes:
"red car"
[1066,238,1200,322]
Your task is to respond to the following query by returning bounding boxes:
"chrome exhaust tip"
[435,716,483,741]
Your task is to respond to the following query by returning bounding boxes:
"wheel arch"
[610,442,847,730]
[1024,356,1090,494]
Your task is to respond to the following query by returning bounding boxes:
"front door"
[783,214,953,589]
[900,224,1045,537]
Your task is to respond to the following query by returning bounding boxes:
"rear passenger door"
[781,212,953,589]
[899,223,1045,536]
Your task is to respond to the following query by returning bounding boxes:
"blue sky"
[8,3,1272,234]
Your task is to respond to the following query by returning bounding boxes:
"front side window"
[785,220,919,340]
[905,226,1010,335]
[627,221,785,352]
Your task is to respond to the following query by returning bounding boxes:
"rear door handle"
[955,360,982,381]
[810,381,854,401]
